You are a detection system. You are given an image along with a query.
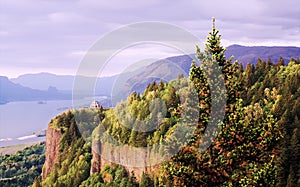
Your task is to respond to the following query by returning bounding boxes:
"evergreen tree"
[140,172,154,187]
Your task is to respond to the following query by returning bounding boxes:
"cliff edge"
[42,123,62,179]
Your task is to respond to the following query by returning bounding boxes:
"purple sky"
[1,0,299,78]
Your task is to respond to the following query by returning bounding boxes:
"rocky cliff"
[42,112,158,181]
[42,123,62,179]
[90,141,161,180]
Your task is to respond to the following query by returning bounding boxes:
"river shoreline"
[0,140,45,155]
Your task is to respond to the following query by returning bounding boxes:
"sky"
[0,0,299,78]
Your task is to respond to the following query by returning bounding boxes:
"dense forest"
[1,22,299,186]
[0,142,45,187]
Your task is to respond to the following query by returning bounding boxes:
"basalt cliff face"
[90,141,160,180]
[42,124,62,179]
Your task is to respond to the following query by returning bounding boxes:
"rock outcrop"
[90,141,101,174]
[90,141,162,180]
[42,124,62,179]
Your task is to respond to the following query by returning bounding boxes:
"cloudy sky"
[1,0,299,78]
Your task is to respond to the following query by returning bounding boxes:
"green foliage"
[79,173,103,187]
[80,164,138,187]
[140,172,154,187]
[41,111,92,187]
[0,142,45,187]
[238,59,300,186]
[73,109,104,143]
[99,78,194,151]
[162,19,284,186]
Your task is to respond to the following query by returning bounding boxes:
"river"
[0,97,106,147]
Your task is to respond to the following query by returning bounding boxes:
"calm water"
[0,97,106,147]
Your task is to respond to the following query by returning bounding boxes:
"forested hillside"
[26,23,300,186]
[225,44,300,66]
[0,142,45,187]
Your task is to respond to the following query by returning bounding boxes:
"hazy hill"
[9,45,300,104]
[121,55,194,96]
[11,73,75,91]
[11,73,119,96]
[225,44,300,66]
[122,45,300,96]
[0,76,69,104]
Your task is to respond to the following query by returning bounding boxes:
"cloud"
[0,0,299,77]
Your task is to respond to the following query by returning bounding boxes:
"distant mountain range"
[0,76,70,104]
[10,73,118,93]
[121,45,300,97]
[4,45,300,105]
[225,45,300,66]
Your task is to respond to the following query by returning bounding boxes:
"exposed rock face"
[90,141,101,174]
[90,141,161,181]
[42,124,62,179]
